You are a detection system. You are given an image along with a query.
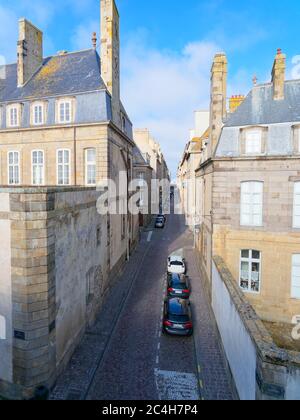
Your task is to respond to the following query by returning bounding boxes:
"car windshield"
[168,313,190,323]
[170,280,187,290]
[170,261,183,266]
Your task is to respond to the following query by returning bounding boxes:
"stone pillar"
[17,19,43,88]
[209,53,227,157]
[271,49,286,101]
[10,192,56,399]
[100,0,121,127]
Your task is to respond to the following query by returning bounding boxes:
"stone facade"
[177,111,209,226]
[194,50,300,326]
[0,187,109,399]
[0,0,140,399]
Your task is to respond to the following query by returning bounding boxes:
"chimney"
[271,48,286,100]
[209,53,227,157]
[229,95,245,113]
[100,0,121,126]
[17,19,43,88]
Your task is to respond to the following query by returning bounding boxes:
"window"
[292,255,300,299]
[7,105,19,127]
[138,172,145,205]
[33,103,44,125]
[240,250,261,293]
[293,182,300,228]
[0,315,6,340]
[85,148,96,186]
[32,150,44,185]
[8,151,20,185]
[58,100,72,124]
[57,149,71,185]
[245,130,262,154]
[241,181,263,227]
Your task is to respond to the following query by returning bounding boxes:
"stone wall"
[0,187,108,399]
[213,256,300,400]
[212,158,300,323]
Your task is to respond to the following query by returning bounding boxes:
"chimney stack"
[271,48,286,100]
[17,19,43,88]
[209,53,227,157]
[229,95,245,113]
[100,0,121,127]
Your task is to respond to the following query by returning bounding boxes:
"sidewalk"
[184,246,236,400]
[50,229,153,400]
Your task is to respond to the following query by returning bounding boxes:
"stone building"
[133,147,153,227]
[133,128,170,212]
[0,0,138,399]
[195,49,300,325]
[177,111,209,226]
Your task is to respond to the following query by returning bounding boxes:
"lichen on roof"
[35,57,62,81]
[0,49,106,102]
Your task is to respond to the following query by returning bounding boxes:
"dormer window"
[32,102,45,126]
[7,104,21,128]
[245,130,262,154]
[57,99,73,124]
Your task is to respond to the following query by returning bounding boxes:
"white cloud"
[121,33,220,176]
[71,19,100,51]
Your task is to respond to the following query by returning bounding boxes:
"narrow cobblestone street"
[51,211,235,401]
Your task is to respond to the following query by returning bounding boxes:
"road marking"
[199,380,204,389]
[155,370,199,401]
[147,231,153,242]
[156,356,159,365]
[157,343,161,351]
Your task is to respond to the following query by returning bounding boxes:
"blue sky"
[1,0,300,176]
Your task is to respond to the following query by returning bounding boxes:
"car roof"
[169,273,186,282]
[169,255,183,262]
[167,298,189,315]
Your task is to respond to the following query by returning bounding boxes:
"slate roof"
[0,49,106,102]
[133,147,149,166]
[225,79,300,127]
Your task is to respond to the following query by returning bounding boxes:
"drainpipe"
[74,127,77,185]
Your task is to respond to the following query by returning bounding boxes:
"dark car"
[155,216,165,229]
[163,298,193,336]
[167,273,190,299]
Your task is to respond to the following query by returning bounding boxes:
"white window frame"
[85,148,96,186]
[32,102,44,126]
[240,181,263,227]
[7,104,20,128]
[138,172,145,205]
[57,149,71,185]
[292,254,300,299]
[245,130,262,155]
[293,182,300,229]
[32,150,45,186]
[239,249,262,294]
[7,151,20,185]
[58,100,72,124]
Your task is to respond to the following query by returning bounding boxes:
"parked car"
[163,298,193,336]
[167,273,190,299]
[167,255,186,275]
[157,214,166,222]
[155,216,165,229]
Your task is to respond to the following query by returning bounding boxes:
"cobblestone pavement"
[51,212,235,401]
